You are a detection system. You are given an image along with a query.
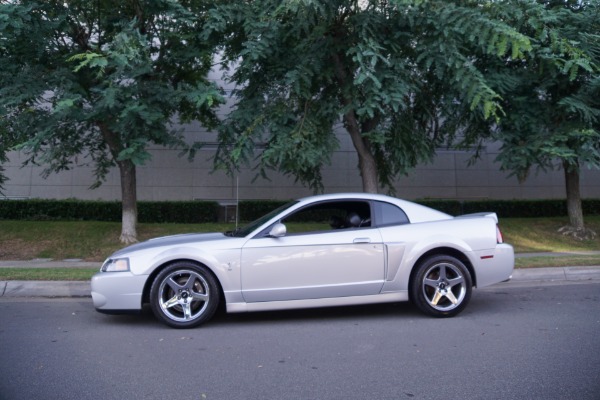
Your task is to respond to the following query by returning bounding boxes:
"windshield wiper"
[225,227,241,237]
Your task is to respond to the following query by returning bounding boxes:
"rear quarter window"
[374,201,410,226]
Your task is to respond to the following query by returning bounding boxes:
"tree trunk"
[331,52,379,194]
[118,159,138,244]
[98,123,138,243]
[342,112,379,193]
[563,160,584,230]
[558,160,596,240]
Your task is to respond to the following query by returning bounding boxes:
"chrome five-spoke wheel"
[411,255,472,317]
[150,262,220,328]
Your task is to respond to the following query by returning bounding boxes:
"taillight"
[496,225,504,244]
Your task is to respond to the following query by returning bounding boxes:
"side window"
[374,201,410,227]
[281,201,372,235]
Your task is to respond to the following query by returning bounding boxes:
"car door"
[240,201,385,303]
[241,228,385,302]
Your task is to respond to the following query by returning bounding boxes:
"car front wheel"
[150,262,220,328]
[411,255,472,318]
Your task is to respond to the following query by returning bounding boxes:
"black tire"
[410,255,472,318]
[150,261,220,328]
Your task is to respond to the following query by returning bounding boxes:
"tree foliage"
[204,0,531,193]
[486,0,600,235]
[0,0,222,242]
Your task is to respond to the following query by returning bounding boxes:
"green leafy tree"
[489,0,600,239]
[204,0,531,193]
[0,0,222,242]
[0,125,18,191]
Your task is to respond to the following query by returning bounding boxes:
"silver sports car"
[92,193,514,328]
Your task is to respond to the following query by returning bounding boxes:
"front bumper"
[91,271,148,312]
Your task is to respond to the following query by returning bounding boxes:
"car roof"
[297,192,397,203]
[295,192,452,223]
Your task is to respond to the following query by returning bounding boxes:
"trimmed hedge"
[238,200,289,221]
[419,199,600,219]
[237,198,600,220]
[0,199,219,223]
[1,198,598,223]
[138,201,219,223]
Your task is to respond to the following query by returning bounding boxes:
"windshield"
[226,201,298,237]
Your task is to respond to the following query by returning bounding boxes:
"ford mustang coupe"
[92,193,514,328]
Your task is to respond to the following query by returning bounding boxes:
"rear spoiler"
[454,212,498,223]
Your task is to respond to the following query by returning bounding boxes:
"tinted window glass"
[375,201,409,226]
[281,200,372,235]
[231,201,298,237]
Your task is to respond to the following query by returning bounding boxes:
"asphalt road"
[1,281,599,400]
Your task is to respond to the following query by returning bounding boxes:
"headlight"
[101,258,130,272]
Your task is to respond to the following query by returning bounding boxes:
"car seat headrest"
[346,212,361,228]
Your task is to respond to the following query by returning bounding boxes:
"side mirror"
[269,223,287,238]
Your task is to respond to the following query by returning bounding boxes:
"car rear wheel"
[150,262,220,328]
[410,255,472,318]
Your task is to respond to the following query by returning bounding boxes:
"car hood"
[111,232,229,257]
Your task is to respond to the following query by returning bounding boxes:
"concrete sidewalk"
[1,260,600,298]
[0,259,101,269]
[1,280,92,298]
[0,259,98,298]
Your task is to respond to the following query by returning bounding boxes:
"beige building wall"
[3,122,599,202]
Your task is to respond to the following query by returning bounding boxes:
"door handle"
[353,237,371,244]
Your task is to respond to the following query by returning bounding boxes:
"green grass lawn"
[0,268,96,281]
[0,220,236,261]
[0,217,599,281]
[501,216,600,253]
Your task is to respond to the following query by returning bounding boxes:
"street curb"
[510,266,600,282]
[0,280,92,298]
[1,266,600,299]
